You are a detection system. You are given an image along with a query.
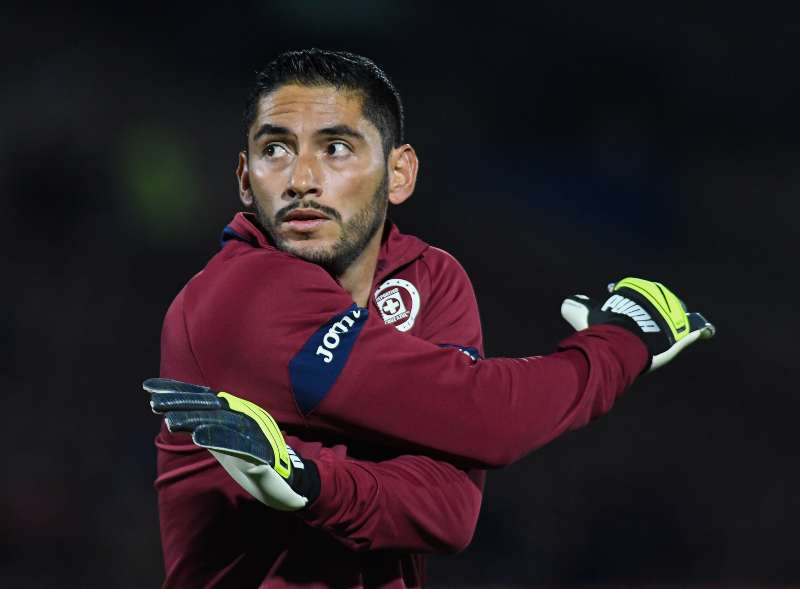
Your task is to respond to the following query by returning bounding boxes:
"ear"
[387,144,418,206]
[236,151,253,207]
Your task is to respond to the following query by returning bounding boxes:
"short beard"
[254,172,389,277]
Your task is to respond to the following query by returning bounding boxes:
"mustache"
[275,201,342,224]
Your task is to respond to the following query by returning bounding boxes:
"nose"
[286,152,321,200]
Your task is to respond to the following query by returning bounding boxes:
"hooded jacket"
[155,212,646,588]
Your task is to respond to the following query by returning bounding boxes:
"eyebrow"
[253,123,291,141]
[252,123,365,142]
[317,125,365,142]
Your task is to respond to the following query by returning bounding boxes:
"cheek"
[330,169,382,218]
[249,166,286,210]
[250,164,282,191]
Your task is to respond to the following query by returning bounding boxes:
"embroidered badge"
[374,278,420,332]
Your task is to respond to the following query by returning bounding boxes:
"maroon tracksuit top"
[156,212,648,588]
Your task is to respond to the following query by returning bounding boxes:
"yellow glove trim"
[614,277,689,342]
[217,392,292,480]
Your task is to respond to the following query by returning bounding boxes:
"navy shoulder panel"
[220,226,256,248]
[289,304,369,414]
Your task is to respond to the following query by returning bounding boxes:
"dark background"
[2,2,797,587]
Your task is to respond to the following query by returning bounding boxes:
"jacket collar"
[222,212,428,281]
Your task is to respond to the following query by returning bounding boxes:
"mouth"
[280,208,331,233]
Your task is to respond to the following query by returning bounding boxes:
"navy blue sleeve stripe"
[289,304,369,414]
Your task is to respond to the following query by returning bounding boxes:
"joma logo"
[315,308,363,363]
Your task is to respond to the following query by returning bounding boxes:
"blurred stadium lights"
[120,125,199,243]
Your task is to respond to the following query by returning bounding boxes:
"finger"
[143,378,216,396]
[149,391,226,414]
[561,295,592,331]
[687,312,716,339]
[194,424,273,466]
[164,409,249,435]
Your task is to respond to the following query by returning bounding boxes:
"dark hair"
[243,49,404,156]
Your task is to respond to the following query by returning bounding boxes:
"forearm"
[289,436,484,553]
[297,324,647,468]
[181,256,648,470]
[176,321,644,471]
[156,428,483,556]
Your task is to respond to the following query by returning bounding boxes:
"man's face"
[241,84,389,276]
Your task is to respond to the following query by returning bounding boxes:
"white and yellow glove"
[145,378,319,511]
[561,277,715,371]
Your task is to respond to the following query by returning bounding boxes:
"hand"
[144,378,319,511]
[560,277,715,371]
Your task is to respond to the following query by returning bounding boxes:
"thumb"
[687,312,716,340]
[561,294,594,331]
[648,312,716,372]
[209,449,308,511]
[649,329,703,371]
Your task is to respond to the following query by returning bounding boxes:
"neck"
[337,227,384,307]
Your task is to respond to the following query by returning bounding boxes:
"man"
[149,49,713,588]
[153,48,490,589]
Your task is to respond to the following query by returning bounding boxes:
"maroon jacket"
[158,213,487,588]
[156,213,647,588]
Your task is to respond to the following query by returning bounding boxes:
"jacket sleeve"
[186,248,649,469]
[290,436,484,553]
[293,254,487,552]
[155,430,482,561]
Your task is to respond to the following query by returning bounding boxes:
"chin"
[283,240,336,262]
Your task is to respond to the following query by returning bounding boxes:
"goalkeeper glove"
[560,276,715,371]
[145,378,319,511]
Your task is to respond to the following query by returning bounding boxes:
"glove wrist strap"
[592,312,655,373]
[290,459,321,507]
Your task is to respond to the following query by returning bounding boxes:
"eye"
[264,143,288,158]
[326,141,351,157]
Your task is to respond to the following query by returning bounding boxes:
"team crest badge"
[374,278,420,332]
